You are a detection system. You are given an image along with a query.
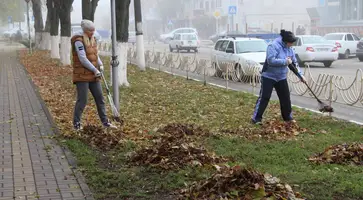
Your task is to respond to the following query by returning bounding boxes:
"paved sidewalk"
[0,43,93,200]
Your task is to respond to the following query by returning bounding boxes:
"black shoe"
[74,122,83,131]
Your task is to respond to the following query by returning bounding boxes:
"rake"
[101,73,122,122]
[288,63,334,113]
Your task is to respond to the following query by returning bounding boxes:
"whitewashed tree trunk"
[35,32,42,49]
[59,36,71,65]
[117,42,129,87]
[43,32,51,50]
[50,36,60,59]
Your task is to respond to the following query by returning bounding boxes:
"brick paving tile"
[0,42,94,200]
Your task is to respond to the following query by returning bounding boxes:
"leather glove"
[94,70,102,78]
[286,57,293,65]
[100,65,104,72]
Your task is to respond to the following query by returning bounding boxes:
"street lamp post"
[110,0,119,110]
[25,0,32,54]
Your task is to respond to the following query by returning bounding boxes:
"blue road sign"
[168,20,173,25]
[228,6,237,15]
[32,16,34,22]
[8,16,12,23]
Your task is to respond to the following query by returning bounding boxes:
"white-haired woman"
[71,19,117,130]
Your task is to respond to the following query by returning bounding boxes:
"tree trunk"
[115,0,131,87]
[82,0,99,21]
[58,0,73,66]
[31,0,44,49]
[49,0,60,59]
[42,3,51,50]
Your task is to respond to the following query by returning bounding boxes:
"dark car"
[209,31,247,43]
[357,38,363,61]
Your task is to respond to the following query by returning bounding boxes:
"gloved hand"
[94,70,102,78]
[286,57,293,65]
[99,65,104,72]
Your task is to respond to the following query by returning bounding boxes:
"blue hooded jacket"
[262,36,303,81]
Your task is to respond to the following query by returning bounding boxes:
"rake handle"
[288,63,323,104]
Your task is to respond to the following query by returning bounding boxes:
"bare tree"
[57,0,74,65]
[114,0,131,87]
[82,0,99,22]
[48,0,60,59]
[31,0,44,49]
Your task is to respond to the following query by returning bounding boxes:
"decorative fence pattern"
[98,42,363,108]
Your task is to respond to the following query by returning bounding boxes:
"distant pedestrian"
[71,19,117,131]
[251,29,306,125]
[300,26,306,35]
[296,25,301,35]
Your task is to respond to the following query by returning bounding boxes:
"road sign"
[32,16,34,22]
[213,11,221,19]
[228,6,237,15]
[168,20,173,26]
[7,16,12,24]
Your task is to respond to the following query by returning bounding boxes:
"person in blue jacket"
[252,29,306,125]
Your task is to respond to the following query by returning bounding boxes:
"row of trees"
[30,0,131,86]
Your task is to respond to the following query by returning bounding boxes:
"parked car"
[159,28,198,43]
[169,33,199,53]
[209,31,246,43]
[323,32,360,59]
[293,35,338,67]
[3,29,28,39]
[356,38,363,61]
[211,37,267,78]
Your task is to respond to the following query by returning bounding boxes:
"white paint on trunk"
[116,42,129,87]
[35,32,42,49]
[50,35,60,59]
[60,36,71,66]
[42,32,51,50]
[136,34,146,71]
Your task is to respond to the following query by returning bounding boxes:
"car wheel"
[187,49,190,53]
[169,45,173,52]
[176,46,180,53]
[358,56,363,62]
[194,48,198,53]
[232,64,244,82]
[213,62,223,77]
[323,61,333,68]
[343,49,350,59]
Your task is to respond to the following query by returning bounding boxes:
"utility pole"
[134,0,146,71]
[110,0,119,110]
[25,0,32,54]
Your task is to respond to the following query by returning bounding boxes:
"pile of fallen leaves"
[222,120,308,141]
[180,165,305,200]
[131,123,227,170]
[309,143,363,165]
[74,125,125,151]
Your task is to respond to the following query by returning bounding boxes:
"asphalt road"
[144,43,363,82]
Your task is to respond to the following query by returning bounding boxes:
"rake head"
[318,102,334,113]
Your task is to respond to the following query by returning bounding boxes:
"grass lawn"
[20,51,363,200]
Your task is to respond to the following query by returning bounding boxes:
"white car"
[211,37,267,77]
[293,35,338,68]
[159,28,198,43]
[323,32,360,59]
[169,33,199,53]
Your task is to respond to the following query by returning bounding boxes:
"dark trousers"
[73,81,108,125]
[252,77,293,122]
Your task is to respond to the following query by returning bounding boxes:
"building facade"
[308,0,363,36]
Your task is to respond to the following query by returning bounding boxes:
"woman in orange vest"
[71,20,117,130]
